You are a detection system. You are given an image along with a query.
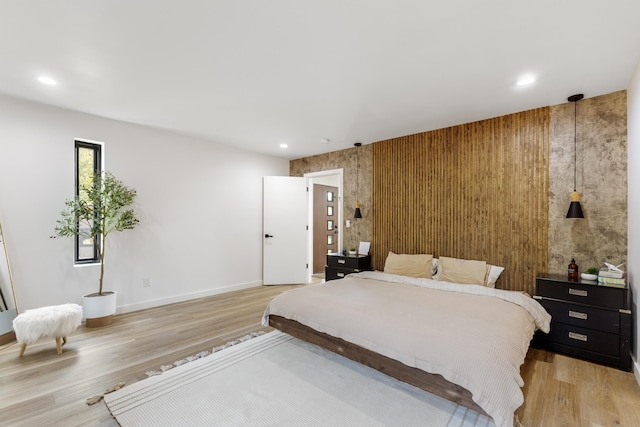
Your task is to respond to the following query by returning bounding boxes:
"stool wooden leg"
[56,337,63,354]
[19,343,27,357]
[62,336,67,346]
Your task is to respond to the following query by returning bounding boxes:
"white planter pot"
[82,291,117,327]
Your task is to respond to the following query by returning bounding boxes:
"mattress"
[263,271,551,427]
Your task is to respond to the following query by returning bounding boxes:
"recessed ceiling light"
[280,143,288,149]
[516,75,535,86]
[37,76,57,86]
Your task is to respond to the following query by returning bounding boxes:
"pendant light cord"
[567,93,583,192]
[354,142,362,202]
[573,100,577,192]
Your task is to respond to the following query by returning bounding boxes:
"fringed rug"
[104,331,496,427]
[143,331,266,377]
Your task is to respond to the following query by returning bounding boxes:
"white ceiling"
[1,1,639,160]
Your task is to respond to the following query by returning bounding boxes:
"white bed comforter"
[262,271,551,427]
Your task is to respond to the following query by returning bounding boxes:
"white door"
[263,176,309,285]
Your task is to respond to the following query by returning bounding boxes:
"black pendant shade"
[566,94,585,219]
[566,192,584,219]
[354,202,362,219]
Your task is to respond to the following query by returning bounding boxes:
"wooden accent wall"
[372,108,549,294]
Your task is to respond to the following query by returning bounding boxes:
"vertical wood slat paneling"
[372,108,549,294]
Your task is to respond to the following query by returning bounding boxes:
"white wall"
[0,94,288,313]
[628,59,640,381]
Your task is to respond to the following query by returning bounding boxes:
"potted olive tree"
[52,172,139,327]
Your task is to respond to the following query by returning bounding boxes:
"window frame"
[74,139,103,265]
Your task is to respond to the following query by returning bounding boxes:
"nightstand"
[533,273,632,371]
[325,254,372,281]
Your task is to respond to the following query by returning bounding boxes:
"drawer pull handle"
[337,272,345,277]
[568,310,587,320]
[338,259,346,264]
[568,288,588,297]
[568,332,588,342]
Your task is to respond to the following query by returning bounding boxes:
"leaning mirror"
[0,220,18,346]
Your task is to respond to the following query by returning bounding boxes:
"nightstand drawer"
[325,266,356,281]
[545,323,619,357]
[537,279,624,309]
[538,299,620,334]
[327,256,357,268]
[326,254,372,270]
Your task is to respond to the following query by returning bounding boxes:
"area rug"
[104,331,496,427]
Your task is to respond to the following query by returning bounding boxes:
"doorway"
[305,169,343,278]
[312,183,338,273]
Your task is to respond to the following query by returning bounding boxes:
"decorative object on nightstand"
[567,258,579,281]
[533,273,632,371]
[325,253,372,281]
[598,262,626,287]
[358,241,371,255]
[580,267,598,281]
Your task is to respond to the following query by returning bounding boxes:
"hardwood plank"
[517,349,640,427]
[0,284,299,426]
[1,283,639,426]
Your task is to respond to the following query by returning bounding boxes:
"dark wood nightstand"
[325,254,372,281]
[533,273,632,371]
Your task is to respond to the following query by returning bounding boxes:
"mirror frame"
[0,220,18,346]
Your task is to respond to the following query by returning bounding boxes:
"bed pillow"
[431,258,442,280]
[438,256,487,286]
[383,252,433,278]
[484,265,505,288]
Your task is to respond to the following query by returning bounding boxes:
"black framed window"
[75,140,102,264]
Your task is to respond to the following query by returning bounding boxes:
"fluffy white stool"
[12,303,83,356]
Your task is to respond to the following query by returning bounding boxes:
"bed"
[262,255,551,427]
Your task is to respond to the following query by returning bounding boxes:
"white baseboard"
[115,280,262,314]
[633,354,640,386]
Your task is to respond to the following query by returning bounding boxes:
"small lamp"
[566,94,585,219]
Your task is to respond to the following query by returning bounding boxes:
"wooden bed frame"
[269,314,489,417]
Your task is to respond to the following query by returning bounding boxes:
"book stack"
[598,269,626,288]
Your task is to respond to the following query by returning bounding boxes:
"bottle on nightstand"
[568,258,578,281]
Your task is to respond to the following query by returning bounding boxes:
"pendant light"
[353,142,362,218]
[566,94,585,219]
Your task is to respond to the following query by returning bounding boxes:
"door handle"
[264,234,274,238]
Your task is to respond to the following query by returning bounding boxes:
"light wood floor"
[1,284,639,427]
